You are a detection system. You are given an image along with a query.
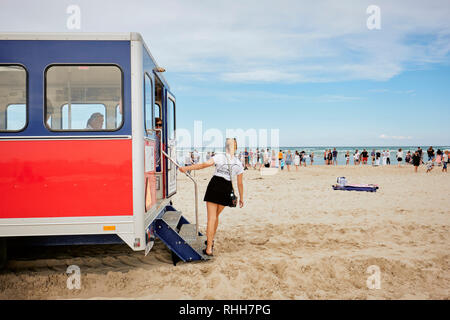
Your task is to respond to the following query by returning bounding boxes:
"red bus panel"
[0,139,133,218]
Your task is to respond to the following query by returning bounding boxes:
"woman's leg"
[206,202,226,254]
[213,205,226,236]
[206,202,218,254]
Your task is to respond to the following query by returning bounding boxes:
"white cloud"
[1,0,449,83]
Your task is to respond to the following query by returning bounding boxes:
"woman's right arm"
[179,158,214,173]
[237,173,244,208]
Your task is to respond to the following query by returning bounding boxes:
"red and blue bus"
[0,33,181,266]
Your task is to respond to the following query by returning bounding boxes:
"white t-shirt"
[212,154,244,181]
[397,151,403,159]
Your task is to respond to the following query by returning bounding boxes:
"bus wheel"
[0,238,7,269]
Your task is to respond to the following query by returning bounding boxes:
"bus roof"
[0,32,141,41]
[0,32,170,89]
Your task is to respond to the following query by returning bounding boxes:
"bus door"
[166,91,177,197]
[144,72,158,212]
[153,75,165,201]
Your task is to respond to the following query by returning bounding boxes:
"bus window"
[144,73,153,132]
[154,103,161,126]
[45,65,122,131]
[167,97,175,140]
[0,65,27,132]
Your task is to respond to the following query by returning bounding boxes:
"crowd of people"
[181,146,449,173]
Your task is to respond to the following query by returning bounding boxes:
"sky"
[1,0,449,146]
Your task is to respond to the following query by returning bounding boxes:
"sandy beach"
[0,165,449,299]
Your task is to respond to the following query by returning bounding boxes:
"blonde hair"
[225,138,237,155]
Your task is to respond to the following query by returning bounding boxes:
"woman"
[442,150,448,173]
[353,149,359,165]
[271,150,277,168]
[310,152,314,165]
[412,150,421,173]
[294,151,300,171]
[345,151,350,165]
[286,150,293,172]
[397,148,403,167]
[179,138,244,256]
[327,150,333,166]
[382,150,387,166]
[405,151,412,164]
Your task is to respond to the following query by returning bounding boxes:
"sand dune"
[0,165,449,299]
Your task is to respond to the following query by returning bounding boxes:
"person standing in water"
[179,138,244,256]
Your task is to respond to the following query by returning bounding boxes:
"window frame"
[44,63,124,132]
[0,64,28,133]
[144,72,154,133]
[167,95,176,141]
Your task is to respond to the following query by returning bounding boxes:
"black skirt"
[204,175,233,206]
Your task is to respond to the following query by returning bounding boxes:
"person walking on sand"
[412,150,421,173]
[375,150,381,166]
[345,151,350,165]
[405,151,412,164]
[286,150,293,172]
[294,151,300,171]
[442,150,448,173]
[361,149,369,165]
[301,151,308,167]
[382,150,387,166]
[427,147,435,162]
[332,148,338,166]
[436,149,443,166]
[397,148,403,167]
[326,149,332,166]
[179,138,244,256]
[354,149,360,165]
[271,150,277,168]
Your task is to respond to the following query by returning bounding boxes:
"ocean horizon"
[176,145,450,166]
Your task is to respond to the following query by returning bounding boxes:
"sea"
[176,146,450,166]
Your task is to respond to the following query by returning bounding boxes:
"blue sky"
[1,0,449,146]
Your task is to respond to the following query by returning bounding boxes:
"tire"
[0,238,7,269]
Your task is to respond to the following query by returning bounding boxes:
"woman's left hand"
[239,199,244,208]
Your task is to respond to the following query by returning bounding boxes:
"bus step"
[179,223,198,242]
[161,210,182,231]
[154,207,210,264]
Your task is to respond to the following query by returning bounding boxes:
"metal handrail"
[161,149,199,239]
[149,128,199,239]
